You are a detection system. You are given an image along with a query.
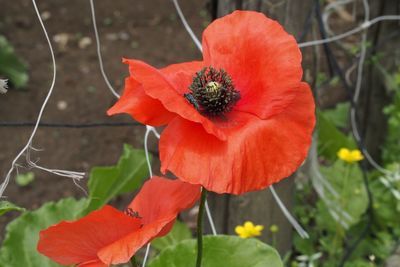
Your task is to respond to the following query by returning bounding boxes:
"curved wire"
[299,15,400,48]
[0,0,86,198]
[89,0,120,98]
[172,0,203,52]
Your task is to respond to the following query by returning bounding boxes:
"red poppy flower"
[108,11,315,194]
[37,177,201,266]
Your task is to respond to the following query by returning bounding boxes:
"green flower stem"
[196,187,208,267]
[272,233,277,248]
[130,256,139,267]
[332,163,351,256]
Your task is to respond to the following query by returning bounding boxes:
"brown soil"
[0,0,208,231]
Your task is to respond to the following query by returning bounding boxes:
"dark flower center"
[184,67,240,117]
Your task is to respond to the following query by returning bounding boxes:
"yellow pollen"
[205,81,221,93]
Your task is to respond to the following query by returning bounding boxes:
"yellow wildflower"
[235,221,264,238]
[337,148,364,163]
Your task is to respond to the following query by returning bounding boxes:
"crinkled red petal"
[107,77,175,126]
[122,59,227,140]
[98,177,201,264]
[97,216,174,264]
[38,177,200,266]
[128,176,201,225]
[160,83,315,194]
[202,10,302,119]
[37,205,141,266]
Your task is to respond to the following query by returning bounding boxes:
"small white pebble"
[106,33,118,41]
[41,11,51,21]
[0,79,8,94]
[53,33,71,50]
[57,100,68,110]
[78,37,92,49]
[118,32,129,41]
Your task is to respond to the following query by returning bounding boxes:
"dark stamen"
[185,67,240,117]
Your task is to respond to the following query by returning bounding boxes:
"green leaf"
[0,198,87,267]
[152,220,192,251]
[317,111,356,161]
[83,144,150,214]
[148,235,283,267]
[0,201,25,216]
[0,35,28,88]
[15,172,35,186]
[321,102,350,129]
[318,160,368,230]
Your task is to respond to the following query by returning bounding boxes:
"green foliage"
[0,35,28,88]
[152,220,192,251]
[373,64,400,163]
[319,160,368,228]
[293,159,368,266]
[293,101,400,266]
[16,172,35,186]
[0,198,87,267]
[148,235,283,267]
[293,164,400,266]
[0,201,25,216]
[317,111,356,161]
[321,102,350,129]
[382,86,400,163]
[83,144,150,214]
[316,72,328,88]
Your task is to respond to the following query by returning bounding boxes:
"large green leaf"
[318,160,368,230]
[83,144,150,214]
[0,198,86,267]
[152,220,192,251]
[0,201,25,216]
[0,35,28,88]
[148,235,283,267]
[317,111,356,161]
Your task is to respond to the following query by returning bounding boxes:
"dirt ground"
[0,0,208,231]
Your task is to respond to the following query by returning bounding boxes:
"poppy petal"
[37,205,141,266]
[97,216,174,265]
[122,59,227,140]
[107,77,175,126]
[202,10,302,119]
[128,176,201,225]
[97,177,201,264]
[159,82,315,194]
[160,61,205,95]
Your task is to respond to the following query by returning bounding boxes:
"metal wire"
[0,0,85,198]
[89,0,120,98]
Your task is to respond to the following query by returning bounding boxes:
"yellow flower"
[337,148,364,163]
[235,221,264,238]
